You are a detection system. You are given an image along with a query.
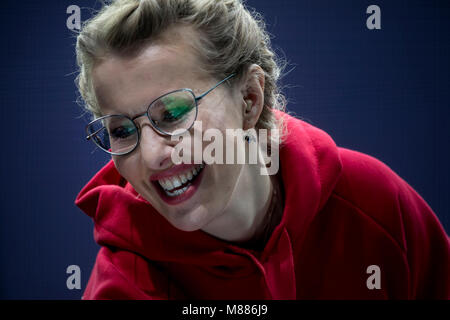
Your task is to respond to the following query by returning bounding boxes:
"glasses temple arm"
[86,126,106,140]
[196,73,236,101]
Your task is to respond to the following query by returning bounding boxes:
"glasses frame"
[85,73,236,156]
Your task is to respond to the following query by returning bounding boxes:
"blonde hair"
[75,0,286,136]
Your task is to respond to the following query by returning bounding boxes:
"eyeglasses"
[85,74,235,156]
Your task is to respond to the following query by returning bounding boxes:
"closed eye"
[110,125,137,139]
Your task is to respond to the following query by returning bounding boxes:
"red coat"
[75,112,450,299]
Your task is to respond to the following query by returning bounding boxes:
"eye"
[110,125,136,139]
[162,103,193,122]
[149,91,196,130]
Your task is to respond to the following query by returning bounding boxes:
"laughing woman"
[74,0,450,299]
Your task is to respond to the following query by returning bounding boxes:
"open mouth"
[152,163,206,205]
[157,163,205,197]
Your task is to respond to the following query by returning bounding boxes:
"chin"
[166,206,211,232]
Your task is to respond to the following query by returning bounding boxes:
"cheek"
[112,156,123,174]
[112,155,139,182]
[200,98,243,130]
[203,164,242,215]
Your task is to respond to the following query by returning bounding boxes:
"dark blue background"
[0,0,448,299]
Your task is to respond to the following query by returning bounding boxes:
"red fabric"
[75,112,450,299]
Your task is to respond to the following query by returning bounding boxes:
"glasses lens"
[87,115,138,155]
[148,90,197,134]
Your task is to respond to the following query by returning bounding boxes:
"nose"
[138,122,174,171]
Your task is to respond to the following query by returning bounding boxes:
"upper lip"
[149,164,200,181]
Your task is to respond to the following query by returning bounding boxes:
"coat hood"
[75,112,343,269]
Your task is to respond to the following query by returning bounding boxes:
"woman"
[75,0,450,299]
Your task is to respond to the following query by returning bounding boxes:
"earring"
[244,131,256,143]
[244,100,255,143]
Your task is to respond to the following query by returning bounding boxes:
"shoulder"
[332,146,447,249]
[335,148,403,200]
[330,148,450,298]
[331,148,410,251]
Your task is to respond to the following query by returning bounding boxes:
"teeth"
[157,164,204,194]
[166,185,189,197]
[166,178,174,190]
[172,176,182,189]
[160,178,173,191]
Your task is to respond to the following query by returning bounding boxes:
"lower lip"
[153,166,206,206]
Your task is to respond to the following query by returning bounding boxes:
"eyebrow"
[104,82,207,120]
[105,88,176,120]
[104,104,149,120]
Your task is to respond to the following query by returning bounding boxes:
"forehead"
[92,26,208,116]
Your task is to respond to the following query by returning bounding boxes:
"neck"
[201,161,274,245]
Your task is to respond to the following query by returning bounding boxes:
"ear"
[241,64,265,130]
